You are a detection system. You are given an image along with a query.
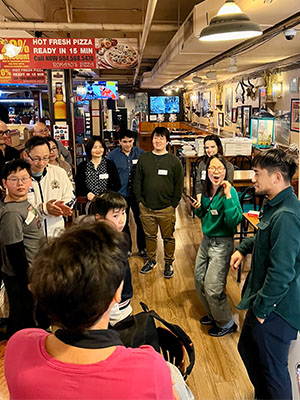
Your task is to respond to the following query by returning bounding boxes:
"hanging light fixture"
[199,0,262,42]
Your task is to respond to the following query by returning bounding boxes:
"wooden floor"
[0,200,253,400]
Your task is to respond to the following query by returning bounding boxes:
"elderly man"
[0,120,20,181]
[23,136,75,237]
[33,122,72,166]
[231,149,300,400]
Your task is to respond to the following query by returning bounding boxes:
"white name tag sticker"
[210,209,219,216]
[158,169,168,176]
[132,159,138,165]
[201,171,206,180]
[99,173,109,180]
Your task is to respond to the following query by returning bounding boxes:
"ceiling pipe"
[0,21,177,32]
[64,0,73,24]
[133,0,158,86]
[162,11,300,89]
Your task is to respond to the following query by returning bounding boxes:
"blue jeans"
[194,235,234,327]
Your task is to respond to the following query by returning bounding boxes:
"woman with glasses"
[190,154,242,337]
[195,134,234,203]
[46,137,75,189]
[75,137,120,201]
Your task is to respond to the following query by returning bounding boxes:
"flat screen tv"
[150,96,180,114]
[76,81,119,101]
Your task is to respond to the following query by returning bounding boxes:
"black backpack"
[111,302,195,380]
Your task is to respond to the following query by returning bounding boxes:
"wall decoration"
[232,108,237,123]
[259,87,266,109]
[242,105,252,136]
[290,99,300,132]
[218,112,224,127]
[225,87,233,126]
[289,77,299,93]
[201,91,211,117]
[274,110,291,146]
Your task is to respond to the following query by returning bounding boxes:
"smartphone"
[186,194,197,203]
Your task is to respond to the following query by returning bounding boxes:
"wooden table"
[242,212,259,230]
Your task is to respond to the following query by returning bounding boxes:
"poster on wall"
[275,111,291,146]
[290,99,300,132]
[0,68,46,84]
[225,87,233,126]
[95,38,138,69]
[51,70,67,120]
[53,123,69,147]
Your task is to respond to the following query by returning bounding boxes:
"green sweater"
[134,152,184,210]
[195,187,242,237]
[237,186,300,330]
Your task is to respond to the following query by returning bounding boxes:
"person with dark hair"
[45,137,75,189]
[75,136,120,200]
[33,122,72,166]
[108,129,146,256]
[230,148,300,400]
[4,222,178,399]
[134,127,184,278]
[89,191,133,324]
[191,154,242,337]
[0,159,43,337]
[23,136,74,237]
[195,134,234,203]
[0,120,20,185]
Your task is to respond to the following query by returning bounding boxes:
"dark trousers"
[2,272,36,338]
[121,260,133,304]
[123,196,146,252]
[238,309,297,400]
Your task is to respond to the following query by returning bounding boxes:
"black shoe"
[200,315,215,326]
[140,260,156,274]
[138,249,147,259]
[208,322,237,337]
[164,263,174,278]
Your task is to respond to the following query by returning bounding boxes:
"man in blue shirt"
[108,130,146,256]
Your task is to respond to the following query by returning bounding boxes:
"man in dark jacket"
[231,149,300,400]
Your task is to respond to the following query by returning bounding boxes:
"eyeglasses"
[34,129,49,134]
[50,146,58,152]
[0,130,10,137]
[208,166,226,173]
[7,177,31,184]
[27,154,50,163]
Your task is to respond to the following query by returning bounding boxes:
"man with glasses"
[23,136,74,237]
[0,120,20,185]
[33,122,72,166]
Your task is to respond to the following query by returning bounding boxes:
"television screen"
[150,96,180,114]
[76,81,119,101]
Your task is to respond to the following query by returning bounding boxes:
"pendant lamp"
[199,0,262,42]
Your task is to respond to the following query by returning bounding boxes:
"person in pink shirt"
[5,221,179,400]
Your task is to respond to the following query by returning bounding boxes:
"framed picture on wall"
[237,106,242,118]
[218,112,224,127]
[289,77,299,94]
[290,99,300,132]
[242,105,252,135]
[232,108,237,123]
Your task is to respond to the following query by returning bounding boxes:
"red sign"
[0,68,47,84]
[0,38,96,69]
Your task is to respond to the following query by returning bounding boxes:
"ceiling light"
[166,89,172,95]
[206,71,217,79]
[192,76,203,83]
[199,0,262,42]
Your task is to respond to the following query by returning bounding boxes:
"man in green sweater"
[134,127,184,278]
[231,149,300,400]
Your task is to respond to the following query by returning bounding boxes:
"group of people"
[0,123,299,400]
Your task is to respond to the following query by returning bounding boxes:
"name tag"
[210,209,219,216]
[25,210,35,225]
[132,159,138,165]
[99,173,109,180]
[158,169,168,176]
[201,171,206,180]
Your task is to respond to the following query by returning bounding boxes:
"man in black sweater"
[134,127,183,278]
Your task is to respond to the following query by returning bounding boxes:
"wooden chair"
[74,196,88,217]
[229,155,252,170]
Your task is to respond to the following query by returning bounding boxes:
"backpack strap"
[140,302,195,379]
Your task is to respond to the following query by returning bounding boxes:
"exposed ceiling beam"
[133,0,158,86]
[64,0,73,24]
[0,21,178,32]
